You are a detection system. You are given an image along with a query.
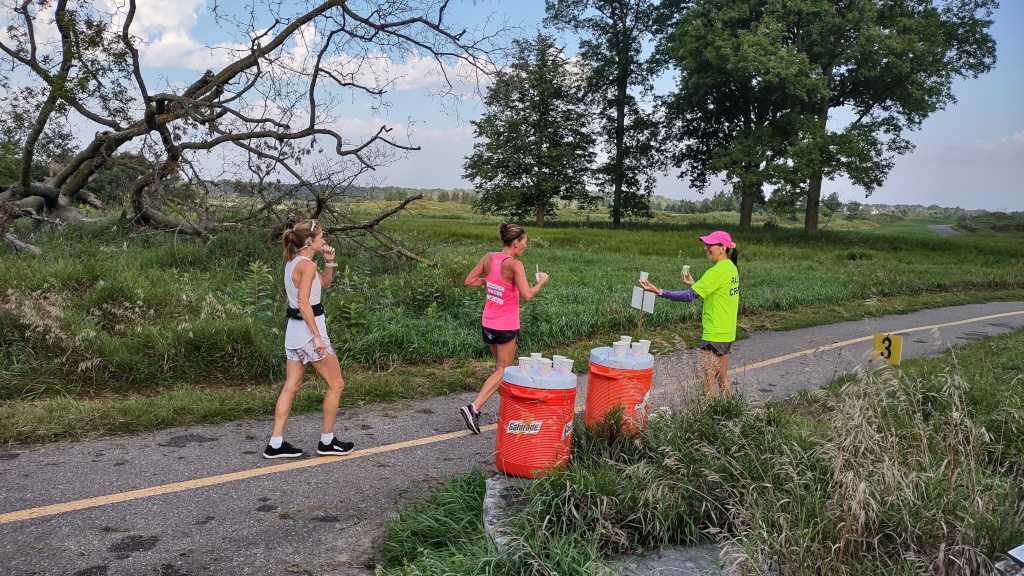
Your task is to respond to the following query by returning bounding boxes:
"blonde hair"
[282,219,321,260]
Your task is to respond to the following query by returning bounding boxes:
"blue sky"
[18,0,1023,211]
[420,1,1024,211]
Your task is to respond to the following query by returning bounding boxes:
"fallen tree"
[0,0,504,257]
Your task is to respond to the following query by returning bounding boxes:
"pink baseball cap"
[699,230,735,248]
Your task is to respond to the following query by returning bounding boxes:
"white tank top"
[284,256,328,349]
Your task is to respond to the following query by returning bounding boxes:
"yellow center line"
[732,310,1024,375]
[1,309,1021,525]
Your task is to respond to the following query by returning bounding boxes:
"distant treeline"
[648,190,1009,220]
[215,180,1016,220]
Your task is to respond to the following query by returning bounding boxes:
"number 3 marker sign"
[873,333,903,365]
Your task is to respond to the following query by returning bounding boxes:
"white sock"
[320,432,335,445]
[269,436,283,449]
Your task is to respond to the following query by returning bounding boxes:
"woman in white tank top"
[263,219,354,459]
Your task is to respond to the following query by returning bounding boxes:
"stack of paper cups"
[612,341,628,357]
[537,358,553,377]
[518,356,532,374]
[558,358,574,374]
[552,355,574,374]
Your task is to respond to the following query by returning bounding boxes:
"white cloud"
[411,125,474,143]
[972,130,1024,150]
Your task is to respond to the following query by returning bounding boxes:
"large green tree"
[464,33,596,226]
[545,0,665,225]
[665,0,997,234]
[663,0,820,227]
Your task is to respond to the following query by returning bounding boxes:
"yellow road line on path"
[0,423,494,525]
[732,310,1024,375]
[2,309,1021,525]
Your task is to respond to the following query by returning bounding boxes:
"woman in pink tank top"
[458,223,550,433]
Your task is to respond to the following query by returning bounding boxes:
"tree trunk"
[612,16,629,227]
[20,91,61,190]
[804,175,822,235]
[739,191,756,227]
[535,202,545,227]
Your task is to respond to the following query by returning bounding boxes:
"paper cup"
[554,357,574,374]
[638,339,651,355]
[639,271,649,281]
[612,341,628,357]
[619,335,632,346]
[682,265,690,276]
[519,357,532,373]
[631,342,644,356]
[538,358,552,377]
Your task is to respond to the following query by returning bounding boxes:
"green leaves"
[464,33,597,226]
[663,0,998,233]
[546,0,667,225]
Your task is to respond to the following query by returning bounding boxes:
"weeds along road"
[1,301,1023,576]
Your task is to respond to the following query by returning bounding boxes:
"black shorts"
[699,340,733,356]
[482,326,519,345]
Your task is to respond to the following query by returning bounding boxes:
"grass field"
[379,327,1024,575]
[1,207,1022,446]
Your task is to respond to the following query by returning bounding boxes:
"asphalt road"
[1,301,1023,576]
[928,224,961,237]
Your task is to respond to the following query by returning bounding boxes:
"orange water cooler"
[495,366,577,478]
[585,346,654,432]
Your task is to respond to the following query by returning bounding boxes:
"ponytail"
[728,247,738,268]
[499,222,525,246]
[282,219,320,260]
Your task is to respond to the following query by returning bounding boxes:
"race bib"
[486,282,505,305]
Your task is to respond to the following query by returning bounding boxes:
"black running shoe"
[460,403,481,434]
[263,441,303,459]
[317,438,355,456]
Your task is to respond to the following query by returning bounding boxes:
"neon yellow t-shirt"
[691,259,739,342]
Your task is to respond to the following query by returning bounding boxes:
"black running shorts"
[482,326,519,345]
[699,340,732,356]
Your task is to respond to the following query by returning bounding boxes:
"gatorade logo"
[561,420,573,440]
[507,420,543,435]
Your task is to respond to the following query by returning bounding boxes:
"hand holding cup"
[639,277,660,295]
[681,265,693,285]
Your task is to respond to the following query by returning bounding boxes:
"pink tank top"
[481,253,520,330]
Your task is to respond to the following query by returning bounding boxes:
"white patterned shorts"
[285,335,336,365]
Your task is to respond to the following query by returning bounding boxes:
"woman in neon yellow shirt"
[640,230,739,397]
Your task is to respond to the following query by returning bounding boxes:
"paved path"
[928,224,960,236]
[1,301,1023,576]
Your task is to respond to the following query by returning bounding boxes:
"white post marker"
[872,333,903,365]
[631,274,655,333]
[631,286,655,314]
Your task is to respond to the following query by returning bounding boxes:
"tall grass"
[380,329,1024,575]
[2,216,1023,401]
